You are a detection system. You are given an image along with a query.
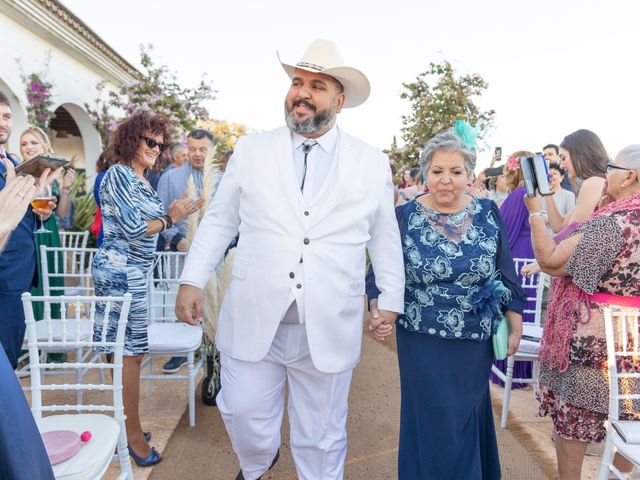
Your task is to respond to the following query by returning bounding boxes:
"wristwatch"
[163,215,173,229]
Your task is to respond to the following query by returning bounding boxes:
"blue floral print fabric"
[367,195,525,341]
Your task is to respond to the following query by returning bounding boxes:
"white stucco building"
[0,0,136,180]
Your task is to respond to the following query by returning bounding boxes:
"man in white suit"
[175,39,405,480]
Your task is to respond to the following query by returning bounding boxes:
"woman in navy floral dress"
[93,112,202,466]
[367,125,526,479]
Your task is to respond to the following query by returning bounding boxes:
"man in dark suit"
[0,90,40,369]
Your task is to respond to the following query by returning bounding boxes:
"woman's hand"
[505,310,523,356]
[33,196,57,221]
[62,168,76,190]
[597,181,612,209]
[167,194,205,223]
[36,166,63,191]
[507,331,522,356]
[522,191,542,213]
[520,261,541,277]
[0,159,37,237]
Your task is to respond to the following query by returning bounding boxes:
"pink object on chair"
[41,430,91,465]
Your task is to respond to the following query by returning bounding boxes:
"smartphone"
[494,146,502,162]
[485,166,504,177]
[532,154,552,196]
[519,155,553,197]
[519,156,537,197]
[15,153,68,177]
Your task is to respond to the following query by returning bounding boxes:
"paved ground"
[146,332,553,480]
[23,322,600,479]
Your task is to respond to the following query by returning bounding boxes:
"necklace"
[447,210,467,228]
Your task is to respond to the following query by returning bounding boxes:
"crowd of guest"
[1,45,640,480]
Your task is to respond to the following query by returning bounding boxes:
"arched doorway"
[49,103,101,187]
[0,78,28,156]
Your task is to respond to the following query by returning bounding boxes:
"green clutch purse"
[492,316,509,360]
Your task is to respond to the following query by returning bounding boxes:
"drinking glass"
[32,184,53,234]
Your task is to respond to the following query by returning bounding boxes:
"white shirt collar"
[291,124,338,154]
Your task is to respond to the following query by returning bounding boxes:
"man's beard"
[285,99,336,136]
[0,130,9,145]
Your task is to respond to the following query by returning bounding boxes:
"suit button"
[296,283,302,289]
[304,211,309,216]
[289,272,295,278]
[303,238,310,245]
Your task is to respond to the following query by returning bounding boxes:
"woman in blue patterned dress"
[93,112,202,466]
[367,124,526,479]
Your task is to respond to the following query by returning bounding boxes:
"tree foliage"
[86,45,215,147]
[197,119,247,154]
[393,60,494,172]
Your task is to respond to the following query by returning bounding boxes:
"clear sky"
[62,0,639,171]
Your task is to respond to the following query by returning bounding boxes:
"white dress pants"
[217,322,353,480]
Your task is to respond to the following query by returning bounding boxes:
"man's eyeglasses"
[606,162,634,175]
[140,136,168,152]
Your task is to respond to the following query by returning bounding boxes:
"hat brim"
[280,62,370,108]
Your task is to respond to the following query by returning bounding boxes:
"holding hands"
[368,299,398,341]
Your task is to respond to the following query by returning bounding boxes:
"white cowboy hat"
[279,39,370,108]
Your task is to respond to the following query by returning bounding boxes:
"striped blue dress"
[92,164,164,355]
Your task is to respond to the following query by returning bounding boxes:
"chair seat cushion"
[37,414,120,480]
[613,421,640,445]
[147,322,203,353]
[517,339,540,355]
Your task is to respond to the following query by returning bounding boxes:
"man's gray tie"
[300,140,318,193]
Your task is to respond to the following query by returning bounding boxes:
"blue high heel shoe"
[128,445,162,467]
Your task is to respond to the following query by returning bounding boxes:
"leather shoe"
[234,449,280,480]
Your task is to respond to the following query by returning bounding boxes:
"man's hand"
[368,299,398,341]
[175,284,204,326]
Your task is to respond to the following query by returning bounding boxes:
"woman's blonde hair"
[20,126,53,154]
[504,150,534,191]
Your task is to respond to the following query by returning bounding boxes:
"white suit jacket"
[180,125,405,373]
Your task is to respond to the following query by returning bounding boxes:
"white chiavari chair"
[22,293,134,480]
[58,231,89,251]
[598,305,640,479]
[140,251,203,427]
[492,257,547,428]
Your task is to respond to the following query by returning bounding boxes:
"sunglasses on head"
[140,136,168,152]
